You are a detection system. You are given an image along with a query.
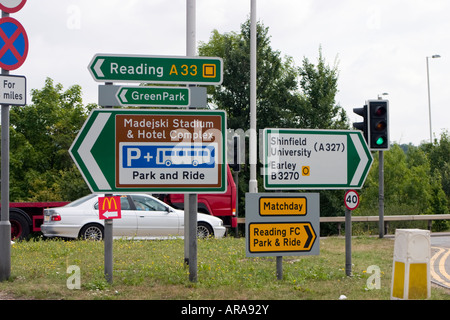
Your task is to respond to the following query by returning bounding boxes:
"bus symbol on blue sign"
[122,144,216,169]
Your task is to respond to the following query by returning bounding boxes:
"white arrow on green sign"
[88,54,223,85]
[263,129,373,189]
[116,86,190,107]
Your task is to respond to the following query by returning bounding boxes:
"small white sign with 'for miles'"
[0,75,26,106]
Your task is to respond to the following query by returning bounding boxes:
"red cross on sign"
[98,196,122,220]
[0,17,28,70]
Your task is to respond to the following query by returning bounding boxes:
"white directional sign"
[0,75,26,106]
[263,129,373,189]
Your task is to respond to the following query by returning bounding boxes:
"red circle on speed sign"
[0,0,26,13]
[345,190,360,210]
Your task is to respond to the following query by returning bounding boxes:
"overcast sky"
[11,0,450,145]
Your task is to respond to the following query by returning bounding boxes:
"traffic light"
[353,104,368,144]
[368,99,389,150]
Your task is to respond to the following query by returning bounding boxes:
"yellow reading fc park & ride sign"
[245,193,319,257]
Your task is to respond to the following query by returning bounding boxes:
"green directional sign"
[116,86,190,107]
[70,109,227,193]
[88,54,223,85]
[263,129,373,189]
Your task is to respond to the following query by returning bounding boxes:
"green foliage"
[357,139,449,232]
[8,78,93,201]
[198,20,348,132]
[298,48,348,129]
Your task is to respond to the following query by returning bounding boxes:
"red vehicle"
[4,166,237,239]
[160,166,237,228]
[4,201,70,239]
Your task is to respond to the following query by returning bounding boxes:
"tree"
[8,78,94,201]
[358,143,448,230]
[198,20,348,132]
[298,48,348,129]
[421,131,450,205]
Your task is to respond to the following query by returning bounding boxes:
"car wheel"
[197,222,214,239]
[80,224,104,240]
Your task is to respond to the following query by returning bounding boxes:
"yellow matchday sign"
[249,222,316,253]
[259,197,307,216]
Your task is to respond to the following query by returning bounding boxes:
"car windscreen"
[64,194,97,207]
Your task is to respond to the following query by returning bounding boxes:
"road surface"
[431,235,450,289]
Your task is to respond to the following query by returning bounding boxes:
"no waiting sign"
[0,17,28,70]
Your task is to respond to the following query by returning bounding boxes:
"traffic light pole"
[353,99,388,238]
[378,151,384,238]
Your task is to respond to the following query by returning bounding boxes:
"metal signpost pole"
[104,218,113,283]
[344,190,360,276]
[186,0,198,282]
[0,10,11,282]
[0,2,28,281]
[249,0,257,194]
[104,82,113,284]
[345,205,352,276]
[0,70,10,281]
[379,151,384,238]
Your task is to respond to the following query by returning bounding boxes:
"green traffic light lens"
[376,137,385,145]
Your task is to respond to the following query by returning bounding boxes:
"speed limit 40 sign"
[344,190,360,210]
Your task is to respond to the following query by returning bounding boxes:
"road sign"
[245,193,319,257]
[116,86,190,107]
[98,85,206,108]
[88,54,223,85]
[0,0,26,13]
[248,222,316,253]
[0,74,25,105]
[344,190,360,210]
[70,109,227,193]
[263,129,373,190]
[98,196,122,220]
[0,17,28,70]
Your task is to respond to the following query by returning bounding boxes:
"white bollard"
[391,229,431,300]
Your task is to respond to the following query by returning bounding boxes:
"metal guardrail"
[238,214,450,234]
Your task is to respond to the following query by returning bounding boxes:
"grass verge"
[0,236,448,300]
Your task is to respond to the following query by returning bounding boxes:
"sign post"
[263,128,373,278]
[0,1,27,282]
[343,190,359,276]
[245,193,320,280]
[98,195,122,284]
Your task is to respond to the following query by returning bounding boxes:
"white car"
[41,194,226,240]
